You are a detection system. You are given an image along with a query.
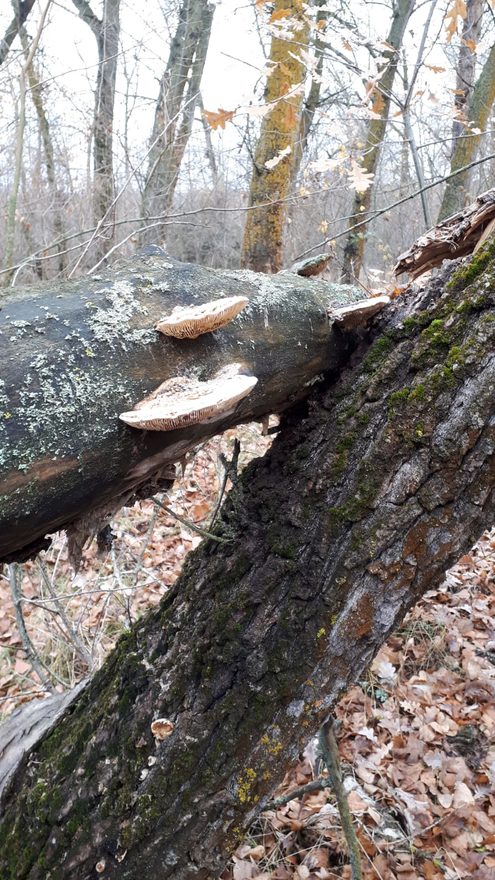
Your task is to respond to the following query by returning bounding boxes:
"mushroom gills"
[155,295,249,339]
[119,364,257,431]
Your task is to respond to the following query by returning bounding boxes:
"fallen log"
[1,252,495,879]
[0,249,372,563]
[395,187,495,278]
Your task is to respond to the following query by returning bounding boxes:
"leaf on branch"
[269,7,292,23]
[307,156,340,174]
[203,108,236,130]
[425,64,446,74]
[347,158,374,193]
[371,89,385,115]
[445,0,467,42]
[463,37,477,52]
[265,145,292,170]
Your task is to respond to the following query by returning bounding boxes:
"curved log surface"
[1,254,495,879]
[0,250,363,562]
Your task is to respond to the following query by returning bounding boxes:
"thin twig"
[152,497,231,544]
[37,557,93,668]
[8,563,58,691]
[209,438,241,529]
[319,718,362,880]
[266,777,333,809]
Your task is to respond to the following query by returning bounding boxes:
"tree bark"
[340,0,415,282]
[72,0,121,262]
[140,0,215,245]
[0,249,363,563]
[438,41,495,221]
[19,26,66,277]
[0,0,36,68]
[451,0,484,150]
[240,0,309,273]
[2,247,495,879]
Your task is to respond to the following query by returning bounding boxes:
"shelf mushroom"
[155,295,249,339]
[328,295,390,331]
[119,363,257,431]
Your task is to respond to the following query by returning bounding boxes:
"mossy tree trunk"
[340,0,415,282]
[2,246,495,878]
[438,41,495,221]
[240,0,309,273]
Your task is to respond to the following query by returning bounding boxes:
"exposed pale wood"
[395,187,495,278]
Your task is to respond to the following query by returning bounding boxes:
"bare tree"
[72,0,121,262]
[439,41,495,220]
[340,0,415,282]
[140,0,215,245]
[0,0,36,68]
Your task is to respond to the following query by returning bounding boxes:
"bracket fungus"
[155,295,249,339]
[328,295,390,331]
[119,364,257,431]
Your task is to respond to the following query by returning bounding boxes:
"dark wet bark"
[1,246,495,879]
[0,250,362,562]
[0,0,35,68]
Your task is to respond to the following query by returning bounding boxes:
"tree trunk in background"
[451,0,484,149]
[72,0,121,262]
[19,26,66,276]
[2,250,495,879]
[140,0,215,245]
[438,42,495,221]
[240,0,309,273]
[0,0,35,68]
[340,0,415,282]
[291,0,329,183]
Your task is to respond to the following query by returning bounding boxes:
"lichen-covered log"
[2,248,495,879]
[0,249,363,562]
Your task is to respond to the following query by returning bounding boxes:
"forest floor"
[0,426,494,880]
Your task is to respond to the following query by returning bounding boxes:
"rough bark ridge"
[2,246,495,879]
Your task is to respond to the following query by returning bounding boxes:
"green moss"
[400,312,431,335]
[408,383,426,401]
[388,388,410,412]
[363,334,395,373]
[447,238,495,290]
[271,542,297,560]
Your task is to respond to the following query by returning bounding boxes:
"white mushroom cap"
[119,363,257,431]
[155,296,249,339]
[328,295,390,330]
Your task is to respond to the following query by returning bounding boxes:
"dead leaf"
[347,158,374,193]
[203,108,236,130]
[445,0,467,42]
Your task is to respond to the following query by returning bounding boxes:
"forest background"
[0,1,495,879]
